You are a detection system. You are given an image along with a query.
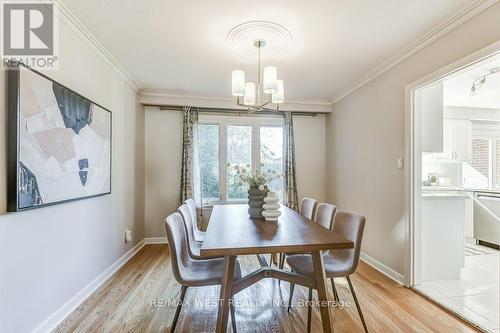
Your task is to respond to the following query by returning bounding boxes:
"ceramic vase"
[248,187,269,218]
[262,191,281,222]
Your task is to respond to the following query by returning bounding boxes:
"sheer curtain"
[283,111,299,210]
[179,106,201,207]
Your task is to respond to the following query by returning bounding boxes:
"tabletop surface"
[200,204,354,256]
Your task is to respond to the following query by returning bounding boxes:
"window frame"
[467,120,500,190]
[198,115,284,206]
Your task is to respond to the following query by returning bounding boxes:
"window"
[463,138,490,189]
[260,126,283,199]
[227,126,252,201]
[199,124,219,203]
[197,117,284,204]
[462,136,500,189]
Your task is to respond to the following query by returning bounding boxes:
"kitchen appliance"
[473,192,500,248]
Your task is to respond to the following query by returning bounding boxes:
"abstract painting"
[8,64,111,211]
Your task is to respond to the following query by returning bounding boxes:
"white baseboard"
[144,237,168,244]
[32,239,146,333]
[360,252,405,285]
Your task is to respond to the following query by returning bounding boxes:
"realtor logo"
[1,1,59,69]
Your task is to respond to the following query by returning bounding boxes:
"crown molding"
[331,0,498,104]
[53,1,143,91]
[139,90,333,112]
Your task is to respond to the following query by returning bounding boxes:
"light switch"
[397,157,404,169]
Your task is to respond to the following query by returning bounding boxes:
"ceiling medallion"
[226,21,292,58]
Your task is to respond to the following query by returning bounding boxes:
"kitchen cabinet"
[419,82,444,153]
[442,119,472,162]
[416,192,466,282]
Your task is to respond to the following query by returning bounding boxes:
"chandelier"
[231,40,284,113]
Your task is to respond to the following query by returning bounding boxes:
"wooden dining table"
[200,204,354,333]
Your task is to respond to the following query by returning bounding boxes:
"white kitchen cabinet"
[443,119,471,162]
[419,83,444,153]
[416,192,466,283]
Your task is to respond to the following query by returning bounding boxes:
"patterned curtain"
[283,111,299,211]
[179,106,199,203]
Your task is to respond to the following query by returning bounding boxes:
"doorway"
[408,47,500,332]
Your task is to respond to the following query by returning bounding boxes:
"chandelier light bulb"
[231,70,245,96]
[272,80,284,104]
[263,66,278,94]
[244,82,256,106]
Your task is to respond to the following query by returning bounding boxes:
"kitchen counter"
[422,186,500,195]
[422,192,469,198]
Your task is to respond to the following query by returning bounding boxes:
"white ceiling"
[444,53,500,109]
[62,0,474,104]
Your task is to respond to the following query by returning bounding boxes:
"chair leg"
[279,253,286,269]
[330,278,340,303]
[288,282,295,311]
[307,288,312,333]
[230,299,237,333]
[278,253,285,285]
[346,276,368,333]
[170,285,188,333]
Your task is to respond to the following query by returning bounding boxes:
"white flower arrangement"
[227,163,281,190]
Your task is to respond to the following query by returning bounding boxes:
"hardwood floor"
[55,245,479,333]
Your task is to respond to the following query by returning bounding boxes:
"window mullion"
[252,125,260,173]
[491,138,496,189]
[220,124,227,201]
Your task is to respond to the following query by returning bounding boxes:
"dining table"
[200,204,354,333]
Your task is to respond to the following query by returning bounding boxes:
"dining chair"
[178,204,222,259]
[164,212,240,333]
[184,198,205,242]
[314,203,337,230]
[276,197,317,268]
[286,210,367,333]
[300,197,318,220]
[278,202,336,269]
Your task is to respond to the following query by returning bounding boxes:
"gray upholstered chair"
[184,198,205,242]
[164,212,240,333]
[314,203,337,230]
[178,204,221,259]
[300,197,318,220]
[278,202,336,269]
[286,210,367,333]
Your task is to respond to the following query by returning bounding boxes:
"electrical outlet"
[125,229,133,243]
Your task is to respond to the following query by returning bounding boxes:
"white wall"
[144,107,326,238]
[0,21,144,333]
[326,3,500,276]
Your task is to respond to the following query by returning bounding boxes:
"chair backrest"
[315,203,337,230]
[184,198,199,231]
[164,212,191,285]
[300,197,317,220]
[331,210,366,275]
[177,204,198,258]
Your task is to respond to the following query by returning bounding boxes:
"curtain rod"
[143,104,327,117]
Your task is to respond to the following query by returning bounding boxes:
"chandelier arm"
[262,104,279,112]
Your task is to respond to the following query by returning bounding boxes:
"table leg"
[216,255,236,333]
[312,251,333,333]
